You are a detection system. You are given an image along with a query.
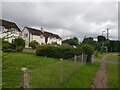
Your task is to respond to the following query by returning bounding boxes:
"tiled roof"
[0,19,21,31]
[25,27,61,39]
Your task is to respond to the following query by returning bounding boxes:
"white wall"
[32,35,45,45]
[0,28,20,43]
[21,28,30,47]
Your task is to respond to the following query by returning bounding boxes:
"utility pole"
[106,28,110,40]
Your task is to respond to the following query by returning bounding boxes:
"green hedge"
[35,45,81,59]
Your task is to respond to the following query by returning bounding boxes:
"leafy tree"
[12,37,25,52]
[108,40,120,52]
[82,37,94,45]
[97,35,106,42]
[62,37,79,46]
[81,44,94,63]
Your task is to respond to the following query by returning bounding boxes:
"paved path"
[95,59,120,64]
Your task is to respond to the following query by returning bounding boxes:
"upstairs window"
[0,26,5,32]
[24,33,28,38]
[40,35,44,38]
[11,28,17,33]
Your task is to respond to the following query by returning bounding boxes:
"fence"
[20,54,89,88]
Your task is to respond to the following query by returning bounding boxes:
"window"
[11,28,17,33]
[24,33,28,38]
[40,35,44,38]
[49,36,52,39]
[0,26,4,31]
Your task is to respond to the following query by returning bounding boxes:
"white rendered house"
[21,27,62,47]
[0,19,21,43]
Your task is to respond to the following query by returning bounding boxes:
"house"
[0,19,21,43]
[21,27,62,47]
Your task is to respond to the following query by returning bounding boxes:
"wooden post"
[59,58,63,83]
[20,67,30,88]
[92,55,94,63]
[74,55,77,62]
[82,53,84,62]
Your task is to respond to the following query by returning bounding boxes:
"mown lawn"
[106,55,120,61]
[94,53,105,59]
[2,52,100,88]
[106,64,119,88]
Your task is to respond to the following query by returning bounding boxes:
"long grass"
[3,52,100,88]
[106,64,119,88]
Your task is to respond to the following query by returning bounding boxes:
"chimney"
[40,28,44,33]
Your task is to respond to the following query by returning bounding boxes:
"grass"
[94,53,105,59]
[2,52,59,88]
[2,52,100,88]
[106,55,120,61]
[106,64,119,88]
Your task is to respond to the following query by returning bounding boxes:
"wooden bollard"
[74,55,77,62]
[82,53,84,62]
[92,55,94,63]
[20,67,30,88]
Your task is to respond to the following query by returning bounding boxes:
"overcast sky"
[1,0,118,41]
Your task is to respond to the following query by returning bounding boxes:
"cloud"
[2,1,118,41]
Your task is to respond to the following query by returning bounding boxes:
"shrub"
[101,46,108,53]
[12,37,25,52]
[94,50,99,57]
[35,45,77,59]
[81,44,94,63]
[2,40,13,52]
[29,40,40,49]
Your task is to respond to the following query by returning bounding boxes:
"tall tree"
[62,37,79,46]
[82,37,94,45]
[97,35,106,42]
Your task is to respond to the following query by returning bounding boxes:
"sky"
[0,0,118,41]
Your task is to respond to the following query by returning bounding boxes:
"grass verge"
[106,64,119,88]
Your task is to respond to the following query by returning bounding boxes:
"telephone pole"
[106,28,110,40]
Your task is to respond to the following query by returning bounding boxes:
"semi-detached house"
[21,27,62,47]
[0,19,21,43]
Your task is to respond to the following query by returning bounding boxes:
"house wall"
[47,37,62,45]
[21,28,31,47]
[21,28,62,47]
[0,28,20,43]
[32,35,45,45]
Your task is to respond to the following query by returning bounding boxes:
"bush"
[101,46,108,53]
[35,45,77,59]
[12,37,25,52]
[29,40,40,49]
[2,40,13,52]
[81,44,94,63]
[94,50,99,57]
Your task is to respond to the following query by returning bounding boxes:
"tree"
[62,37,79,46]
[12,37,25,52]
[108,40,120,52]
[82,37,94,45]
[73,37,79,42]
[97,35,106,42]
[81,44,94,63]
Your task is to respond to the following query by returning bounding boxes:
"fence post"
[20,67,30,88]
[82,53,84,62]
[92,55,94,63]
[59,58,63,83]
[74,55,77,62]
